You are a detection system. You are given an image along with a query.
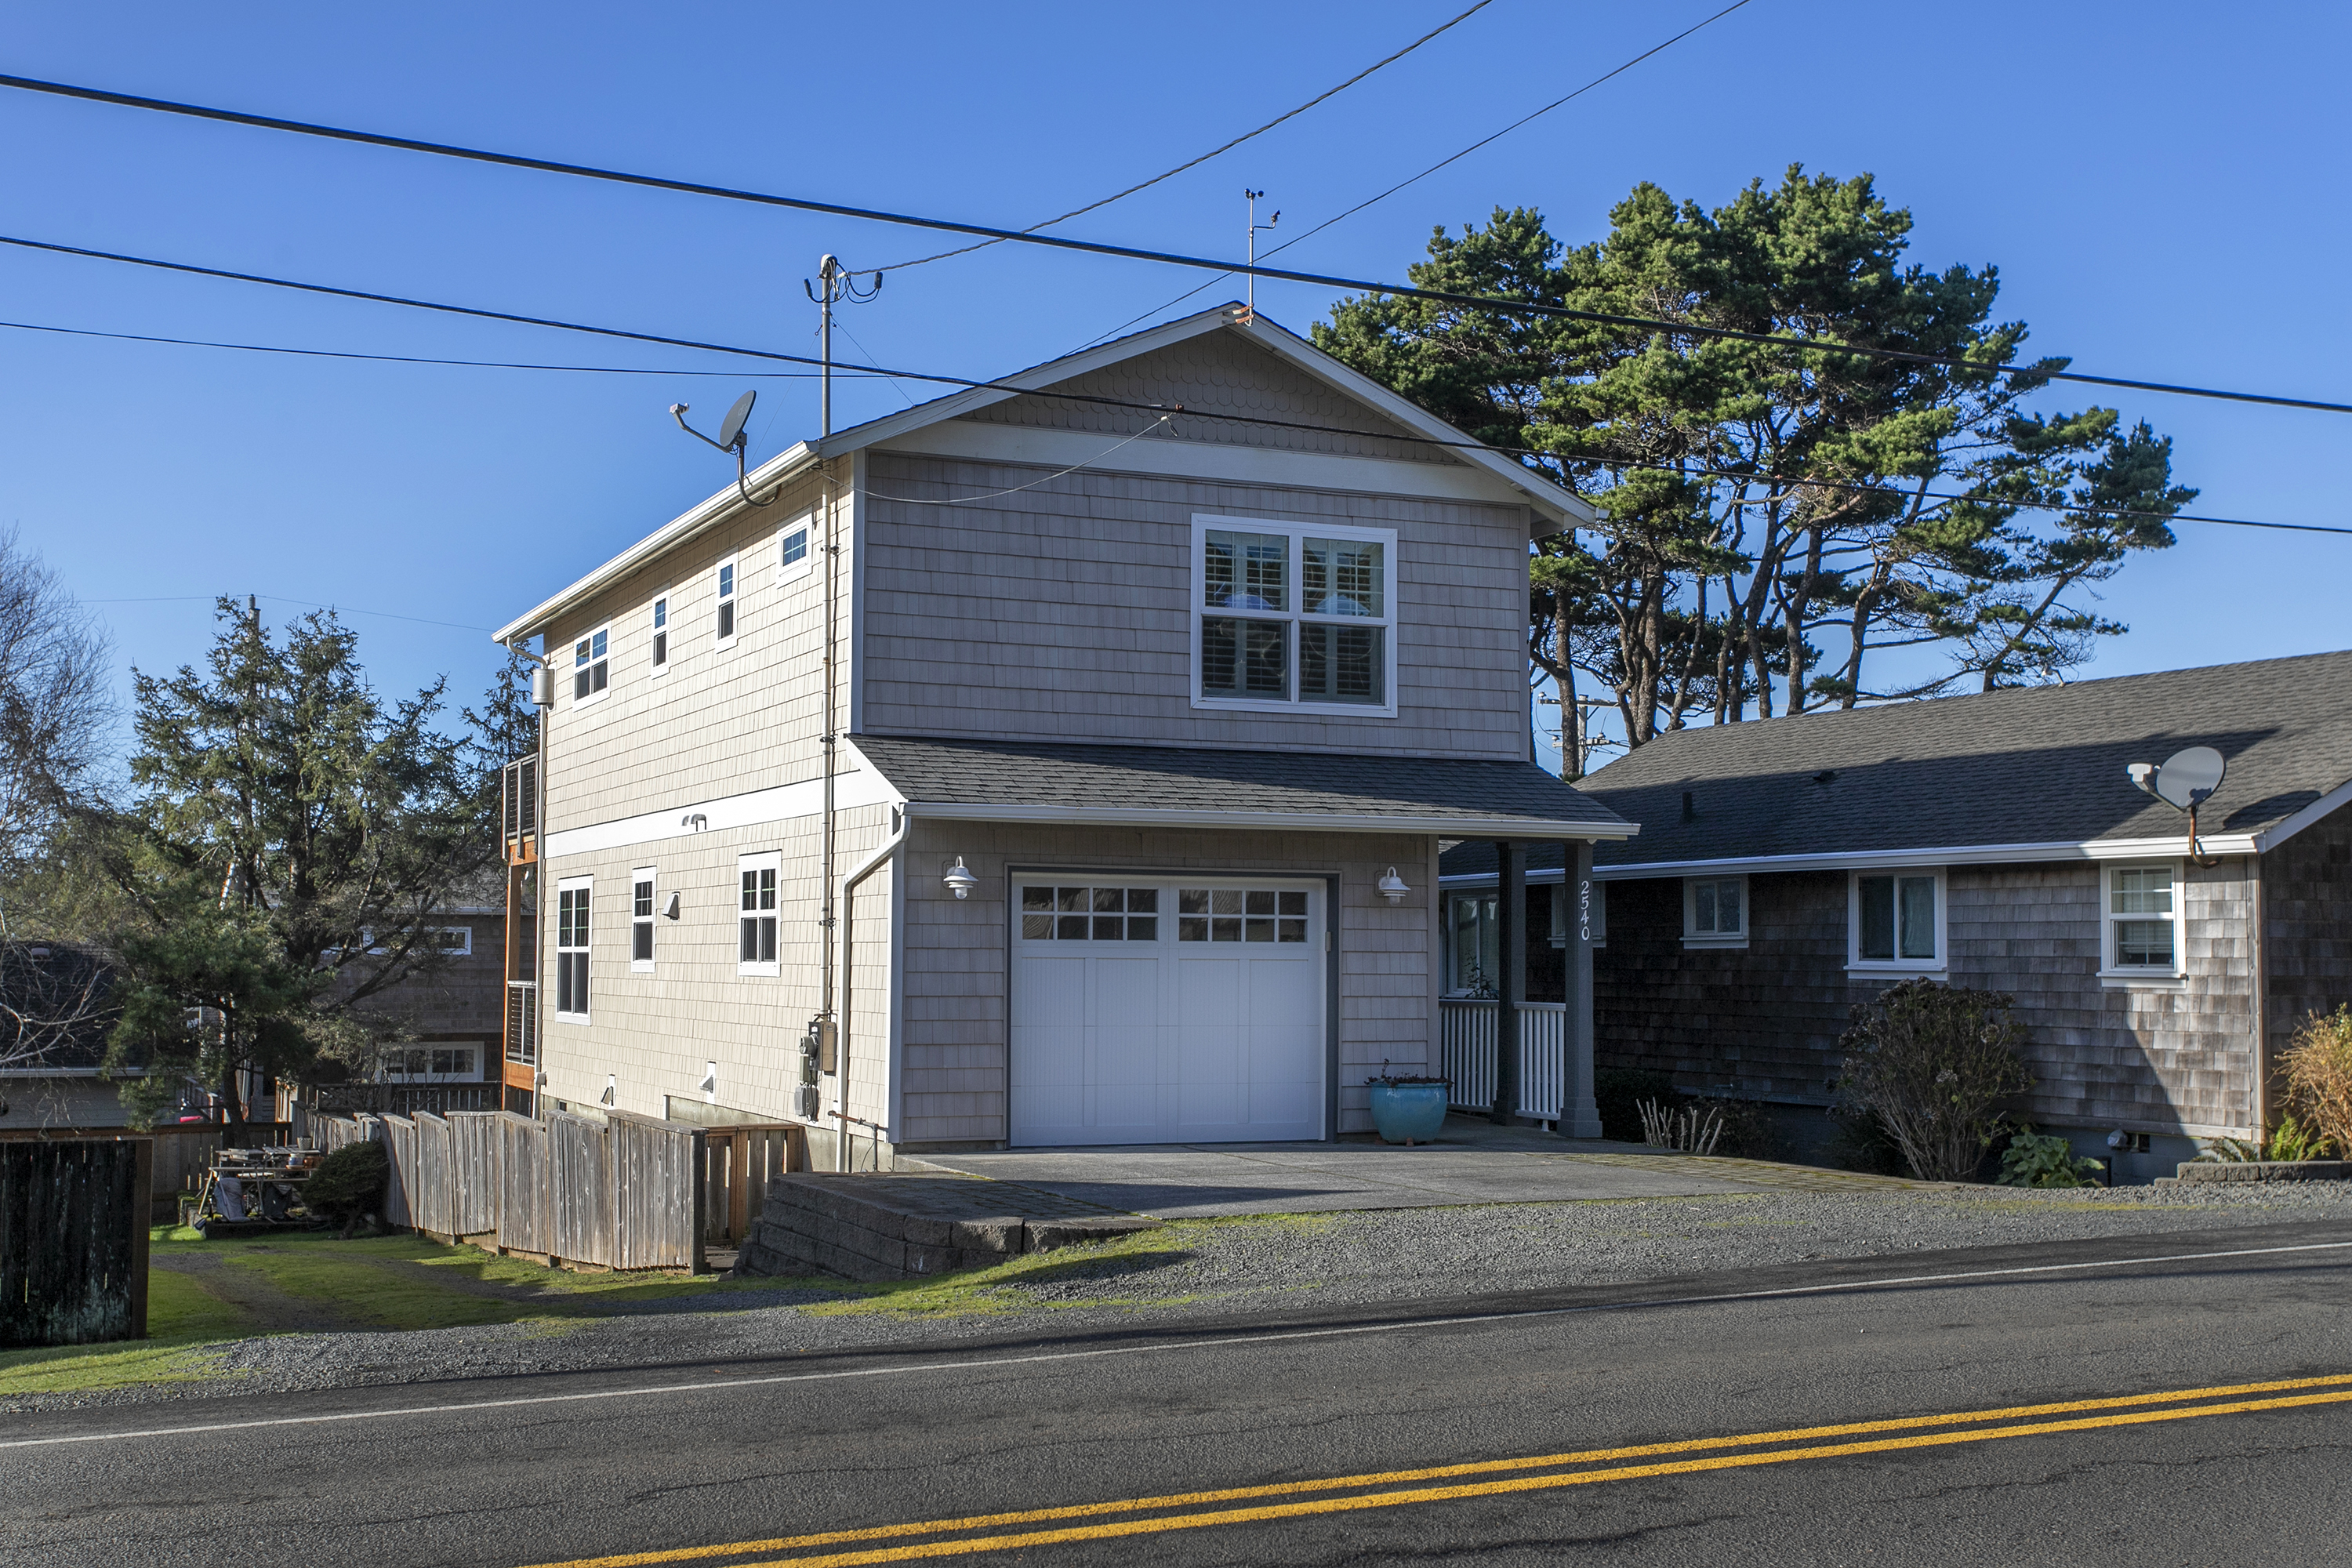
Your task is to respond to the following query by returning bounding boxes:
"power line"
[9,235,2339,536]
[6,71,2349,416]
[877,0,1495,271]
[85,593,498,633]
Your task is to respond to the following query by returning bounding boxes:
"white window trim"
[376,1043,483,1083]
[1846,867,1948,975]
[571,625,612,709]
[1682,875,1748,949]
[736,851,780,977]
[554,874,593,1022]
[434,926,473,957]
[649,590,672,677]
[1187,514,1400,719]
[2097,858,2188,986]
[715,554,740,651]
[777,516,815,586]
[630,866,657,975]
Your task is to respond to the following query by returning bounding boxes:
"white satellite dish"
[717,390,757,452]
[2152,745,2224,811]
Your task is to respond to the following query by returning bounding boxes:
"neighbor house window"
[738,853,778,974]
[2106,862,2181,974]
[631,868,656,971]
[1683,877,1747,946]
[434,927,472,956]
[651,596,670,672]
[1192,515,1396,713]
[1445,892,1499,996]
[1851,869,1944,968]
[779,521,813,583]
[380,1045,480,1082]
[555,877,592,1018]
[716,557,738,645]
[572,627,609,704]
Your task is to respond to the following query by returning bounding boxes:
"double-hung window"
[1443,892,1499,996]
[1683,877,1746,947]
[2104,862,2181,976]
[651,596,670,673]
[1192,515,1396,715]
[738,853,778,974]
[554,877,592,1019]
[716,557,739,646]
[779,519,813,584]
[1850,869,1944,970]
[572,627,609,704]
[630,868,656,970]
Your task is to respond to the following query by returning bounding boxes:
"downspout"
[2248,852,2268,1139]
[836,809,906,1171]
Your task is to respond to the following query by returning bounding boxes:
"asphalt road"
[7,1220,2350,1567]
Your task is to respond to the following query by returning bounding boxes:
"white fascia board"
[1436,833,2258,886]
[901,802,1634,840]
[2248,775,2352,853]
[540,766,902,861]
[493,443,822,645]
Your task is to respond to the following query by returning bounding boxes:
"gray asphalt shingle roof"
[1443,649,2352,879]
[849,735,1635,837]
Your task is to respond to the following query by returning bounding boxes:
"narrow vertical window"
[555,879,592,1018]
[650,597,669,671]
[737,853,779,974]
[572,628,609,703]
[631,869,655,969]
[716,558,738,644]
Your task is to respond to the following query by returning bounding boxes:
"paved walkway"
[912,1115,1934,1218]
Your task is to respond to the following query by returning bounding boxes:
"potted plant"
[1369,1066,1450,1145]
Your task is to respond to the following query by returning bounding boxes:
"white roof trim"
[2249,775,2352,854]
[905,802,1632,839]
[1439,833,2259,884]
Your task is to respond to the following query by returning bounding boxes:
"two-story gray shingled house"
[1443,652,2352,1180]
[492,305,1635,1159]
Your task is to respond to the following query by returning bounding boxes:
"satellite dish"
[2154,746,2225,811]
[717,390,757,452]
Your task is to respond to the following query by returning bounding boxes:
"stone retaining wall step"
[733,1173,1158,1282]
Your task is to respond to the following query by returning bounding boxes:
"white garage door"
[1010,877,1326,1146]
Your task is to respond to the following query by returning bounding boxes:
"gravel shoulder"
[10,1181,2352,1415]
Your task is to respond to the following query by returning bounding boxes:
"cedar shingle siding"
[2264,801,2352,1066]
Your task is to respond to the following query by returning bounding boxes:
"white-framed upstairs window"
[571,626,610,706]
[715,555,739,648]
[1190,514,1398,717]
[778,515,814,586]
[554,876,592,1021]
[650,593,670,675]
[2103,861,2185,979]
[630,867,656,972]
[1682,876,1747,949]
[737,852,779,975]
[1849,868,1946,973]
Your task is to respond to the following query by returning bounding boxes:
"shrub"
[1835,978,2031,1183]
[1595,1069,1680,1143]
[2194,1114,2336,1164]
[2280,1007,2352,1156]
[1637,1098,1724,1154]
[1998,1127,2102,1189]
[305,1138,389,1237]
[1704,1098,1782,1162]
[1826,1106,1905,1175]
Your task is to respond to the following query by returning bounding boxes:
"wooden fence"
[322,1109,708,1271]
[702,1123,805,1247]
[1,1123,291,1223]
[0,1138,151,1347]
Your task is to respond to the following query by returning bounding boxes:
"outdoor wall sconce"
[662,891,682,920]
[701,1062,718,1102]
[599,1074,615,1107]
[942,857,978,900]
[679,812,708,832]
[1378,866,1411,904]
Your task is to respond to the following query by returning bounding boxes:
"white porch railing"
[1439,998,1566,1121]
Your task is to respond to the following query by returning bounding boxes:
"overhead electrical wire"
[4,73,2349,416]
[876,0,1495,271]
[5,234,2342,538]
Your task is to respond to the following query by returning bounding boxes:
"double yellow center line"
[532,1372,2352,1568]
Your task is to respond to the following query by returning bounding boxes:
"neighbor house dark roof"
[850,735,1637,839]
[1443,649,2352,880]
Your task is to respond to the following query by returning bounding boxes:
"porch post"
[1491,839,1523,1124]
[1559,838,1604,1138]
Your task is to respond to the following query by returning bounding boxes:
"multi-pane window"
[738,855,777,971]
[1445,892,1498,995]
[1019,886,1160,941]
[1178,888,1308,945]
[381,1045,479,1081]
[555,880,591,1018]
[780,524,811,578]
[631,869,655,968]
[1686,877,1746,942]
[651,597,669,671]
[2109,864,2178,971]
[1855,872,1940,964]
[1195,517,1395,710]
[716,558,738,644]
[572,628,608,703]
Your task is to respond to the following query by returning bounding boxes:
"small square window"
[1685,877,1746,943]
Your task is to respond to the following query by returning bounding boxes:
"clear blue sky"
[3,2,2346,771]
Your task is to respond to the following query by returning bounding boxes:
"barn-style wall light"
[1378,866,1411,905]
[942,857,978,900]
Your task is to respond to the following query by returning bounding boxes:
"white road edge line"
[8,1238,2348,1452]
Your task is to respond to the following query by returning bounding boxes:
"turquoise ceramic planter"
[1370,1082,1449,1145]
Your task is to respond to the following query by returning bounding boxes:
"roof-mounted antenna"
[1243,190,1279,318]
[2125,745,2226,866]
[670,390,780,506]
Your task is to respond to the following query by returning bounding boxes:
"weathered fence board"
[448,1112,500,1237]
[0,1138,151,1347]
[703,1124,804,1245]
[610,1112,705,1270]
[379,1115,417,1229]
[549,1112,612,1266]
[496,1112,549,1256]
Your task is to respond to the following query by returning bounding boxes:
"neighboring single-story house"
[0,940,129,1130]
[1443,652,2352,1180]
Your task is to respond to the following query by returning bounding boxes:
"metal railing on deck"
[1439,998,1565,1121]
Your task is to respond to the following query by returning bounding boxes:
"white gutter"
[1436,832,2260,885]
[899,801,1637,840]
